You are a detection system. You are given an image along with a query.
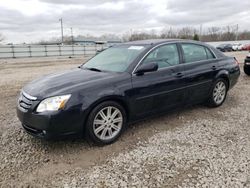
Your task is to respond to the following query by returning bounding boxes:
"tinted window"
[142,44,179,69]
[182,44,209,63]
[205,48,215,59]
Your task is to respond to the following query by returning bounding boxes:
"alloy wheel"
[213,81,226,105]
[93,106,123,141]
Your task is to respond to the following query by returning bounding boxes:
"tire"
[207,78,228,108]
[244,66,250,76]
[85,101,127,145]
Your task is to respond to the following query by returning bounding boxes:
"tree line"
[1,25,250,45]
[124,26,250,42]
[45,26,250,44]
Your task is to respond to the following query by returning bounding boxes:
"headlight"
[36,95,71,113]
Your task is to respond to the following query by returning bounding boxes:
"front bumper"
[16,106,84,140]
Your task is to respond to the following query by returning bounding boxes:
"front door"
[180,43,219,104]
[129,43,186,119]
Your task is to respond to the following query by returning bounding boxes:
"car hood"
[23,68,118,99]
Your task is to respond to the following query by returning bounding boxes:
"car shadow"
[34,104,202,150]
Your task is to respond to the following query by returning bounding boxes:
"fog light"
[42,130,46,135]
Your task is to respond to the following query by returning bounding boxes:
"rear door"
[180,43,219,104]
[129,43,186,118]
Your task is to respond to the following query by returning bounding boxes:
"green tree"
[193,34,200,41]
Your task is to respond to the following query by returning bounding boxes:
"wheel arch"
[82,95,130,129]
[215,70,230,89]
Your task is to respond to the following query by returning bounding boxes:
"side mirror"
[135,62,158,75]
[96,49,104,54]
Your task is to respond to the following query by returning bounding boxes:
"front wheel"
[85,101,126,145]
[207,79,228,107]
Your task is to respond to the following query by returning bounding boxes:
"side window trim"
[205,48,209,59]
[205,47,216,59]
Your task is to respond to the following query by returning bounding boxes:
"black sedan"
[216,44,233,52]
[17,39,240,145]
[244,53,250,75]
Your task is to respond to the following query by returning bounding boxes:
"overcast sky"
[0,0,249,43]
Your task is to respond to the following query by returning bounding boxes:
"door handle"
[211,66,217,70]
[175,72,184,78]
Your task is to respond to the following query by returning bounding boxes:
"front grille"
[18,91,37,112]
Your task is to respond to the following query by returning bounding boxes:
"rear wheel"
[85,101,126,145]
[244,65,250,76]
[207,79,228,107]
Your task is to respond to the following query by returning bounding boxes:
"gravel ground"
[0,52,249,187]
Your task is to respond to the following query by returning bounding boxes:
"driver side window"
[142,44,180,69]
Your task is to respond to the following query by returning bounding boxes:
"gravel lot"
[0,52,250,187]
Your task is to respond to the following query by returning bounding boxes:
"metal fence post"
[44,45,48,57]
[72,45,74,56]
[83,45,86,56]
[28,46,32,57]
[11,45,15,58]
[59,45,62,56]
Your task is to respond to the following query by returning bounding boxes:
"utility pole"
[236,24,239,41]
[71,27,74,45]
[59,18,64,45]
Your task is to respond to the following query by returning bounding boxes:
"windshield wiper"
[85,67,102,72]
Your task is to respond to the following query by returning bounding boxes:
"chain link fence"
[0,44,109,59]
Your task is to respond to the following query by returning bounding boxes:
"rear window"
[181,44,215,63]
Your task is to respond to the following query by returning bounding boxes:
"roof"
[123,39,182,45]
[122,39,216,49]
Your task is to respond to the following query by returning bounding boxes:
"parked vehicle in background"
[232,43,243,51]
[216,44,233,52]
[242,44,250,51]
[16,39,240,145]
[244,53,250,76]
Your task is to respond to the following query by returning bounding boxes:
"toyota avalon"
[17,39,240,145]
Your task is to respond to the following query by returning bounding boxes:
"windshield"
[82,45,147,72]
